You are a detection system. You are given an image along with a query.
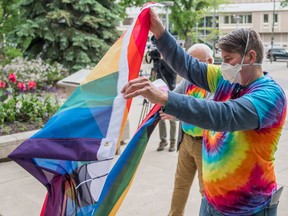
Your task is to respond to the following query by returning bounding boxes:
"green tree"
[281,0,288,7]
[0,0,21,43]
[13,0,121,73]
[170,1,213,49]
[120,1,224,49]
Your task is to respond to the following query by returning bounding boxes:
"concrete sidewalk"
[0,60,288,215]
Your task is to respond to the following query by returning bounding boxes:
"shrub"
[4,46,23,60]
[0,57,68,88]
[0,46,23,65]
[0,72,63,128]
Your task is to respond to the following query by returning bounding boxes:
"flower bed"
[0,58,68,135]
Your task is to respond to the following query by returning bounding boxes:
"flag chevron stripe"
[82,39,122,83]
[32,73,119,141]
[60,73,118,112]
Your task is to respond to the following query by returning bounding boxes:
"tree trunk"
[184,35,193,50]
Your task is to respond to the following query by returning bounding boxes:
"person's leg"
[168,133,197,216]
[252,202,279,216]
[157,119,167,151]
[200,197,279,216]
[199,196,224,216]
[159,119,167,141]
[169,119,177,151]
[199,196,210,216]
[193,138,204,196]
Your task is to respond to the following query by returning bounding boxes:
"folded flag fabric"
[91,104,161,215]
[9,3,162,215]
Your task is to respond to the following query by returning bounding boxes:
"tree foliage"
[281,0,288,7]
[13,0,122,73]
[0,0,22,42]
[169,0,212,49]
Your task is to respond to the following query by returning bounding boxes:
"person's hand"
[149,8,165,39]
[121,76,168,106]
[159,109,174,120]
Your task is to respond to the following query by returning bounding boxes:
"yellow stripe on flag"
[82,38,123,84]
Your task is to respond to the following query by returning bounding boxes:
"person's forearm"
[149,9,165,39]
[165,91,259,132]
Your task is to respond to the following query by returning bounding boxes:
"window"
[247,15,252,23]
[231,15,241,24]
[224,16,229,24]
[223,14,251,24]
[231,15,236,23]
[238,15,243,23]
[274,14,278,23]
[263,14,268,23]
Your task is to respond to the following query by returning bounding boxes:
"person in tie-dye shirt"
[122,10,287,216]
[161,44,214,216]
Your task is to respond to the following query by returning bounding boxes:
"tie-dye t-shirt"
[155,30,287,215]
[181,84,208,137]
[202,64,287,215]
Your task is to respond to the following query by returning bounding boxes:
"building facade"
[120,1,288,51]
[218,0,288,50]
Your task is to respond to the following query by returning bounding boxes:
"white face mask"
[221,62,262,84]
[221,62,242,84]
[220,31,262,85]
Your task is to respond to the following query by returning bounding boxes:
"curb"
[0,130,39,162]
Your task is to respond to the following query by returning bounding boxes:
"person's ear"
[207,58,214,64]
[247,50,257,63]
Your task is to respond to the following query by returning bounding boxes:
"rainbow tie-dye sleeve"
[206,64,222,93]
[242,77,287,129]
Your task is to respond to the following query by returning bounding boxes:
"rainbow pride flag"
[9,3,162,215]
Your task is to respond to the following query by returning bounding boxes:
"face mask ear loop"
[240,30,250,66]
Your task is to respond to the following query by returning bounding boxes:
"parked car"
[266,48,288,61]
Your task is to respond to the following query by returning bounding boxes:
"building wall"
[231,0,282,3]
[121,1,288,49]
[218,1,288,48]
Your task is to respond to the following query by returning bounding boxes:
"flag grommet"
[104,141,111,146]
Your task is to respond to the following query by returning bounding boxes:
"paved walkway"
[0,60,287,216]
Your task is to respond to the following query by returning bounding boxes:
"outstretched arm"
[149,9,211,92]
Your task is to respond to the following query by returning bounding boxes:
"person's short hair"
[187,44,213,59]
[216,28,264,63]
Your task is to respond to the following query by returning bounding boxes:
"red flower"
[27,81,37,90]
[0,80,6,88]
[17,82,27,91]
[8,73,17,83]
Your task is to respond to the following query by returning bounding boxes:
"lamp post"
[203,16,206,42]
[160,1,174,31]
[270,0,276,63]
[212,0,217,58]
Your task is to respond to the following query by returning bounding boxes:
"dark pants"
[199,196,278,216]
